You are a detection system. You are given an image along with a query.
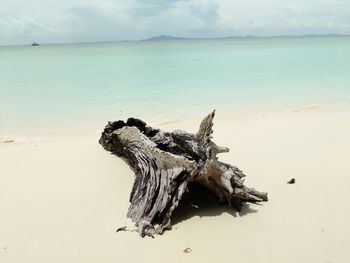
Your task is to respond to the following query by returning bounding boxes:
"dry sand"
[1,109,350,263]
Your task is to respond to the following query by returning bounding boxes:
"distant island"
[140,33,348,42]
[142,35,189,41]
[31,42,39,46]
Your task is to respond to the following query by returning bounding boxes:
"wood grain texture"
[99,111,267,237]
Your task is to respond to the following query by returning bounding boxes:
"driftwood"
[99,111,267,237]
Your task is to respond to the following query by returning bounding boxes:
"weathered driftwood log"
[99,111,267,237]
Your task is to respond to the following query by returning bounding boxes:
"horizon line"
[1,33,349,47]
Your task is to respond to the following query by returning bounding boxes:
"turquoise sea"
[1,36,350,134]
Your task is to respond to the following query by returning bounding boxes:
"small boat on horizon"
[31,42,39,46]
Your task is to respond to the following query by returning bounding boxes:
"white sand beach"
[1,109,350,263]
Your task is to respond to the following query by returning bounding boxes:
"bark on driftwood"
[99,111,267,237]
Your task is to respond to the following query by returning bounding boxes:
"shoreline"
[2,100,350,142]
[0,102,350,145]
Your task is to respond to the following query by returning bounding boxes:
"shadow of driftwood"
[171,183,258,226]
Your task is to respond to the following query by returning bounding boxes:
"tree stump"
[99,111,267,237]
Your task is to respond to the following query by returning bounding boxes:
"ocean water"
[1,36,350,134]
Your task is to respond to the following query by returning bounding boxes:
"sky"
[0,0,350,45]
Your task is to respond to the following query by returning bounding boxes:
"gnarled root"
[99,111,267,237]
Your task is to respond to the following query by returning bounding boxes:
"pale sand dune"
[1,110,350,263]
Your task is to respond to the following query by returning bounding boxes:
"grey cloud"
[64,5,137,42]
[188,1,220,36]
[130,0,221,38]
[190,1,219,25]
[0,15,56,44]
[129,0,183,17]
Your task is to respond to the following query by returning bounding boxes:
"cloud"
[0,15,56,44]
[63,5,133,42]
[0,0,350,45]
[125,0,221,37]
[128,0,182,17]
[216,0,350,36]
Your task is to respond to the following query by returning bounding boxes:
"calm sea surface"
[1,36,350,133]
